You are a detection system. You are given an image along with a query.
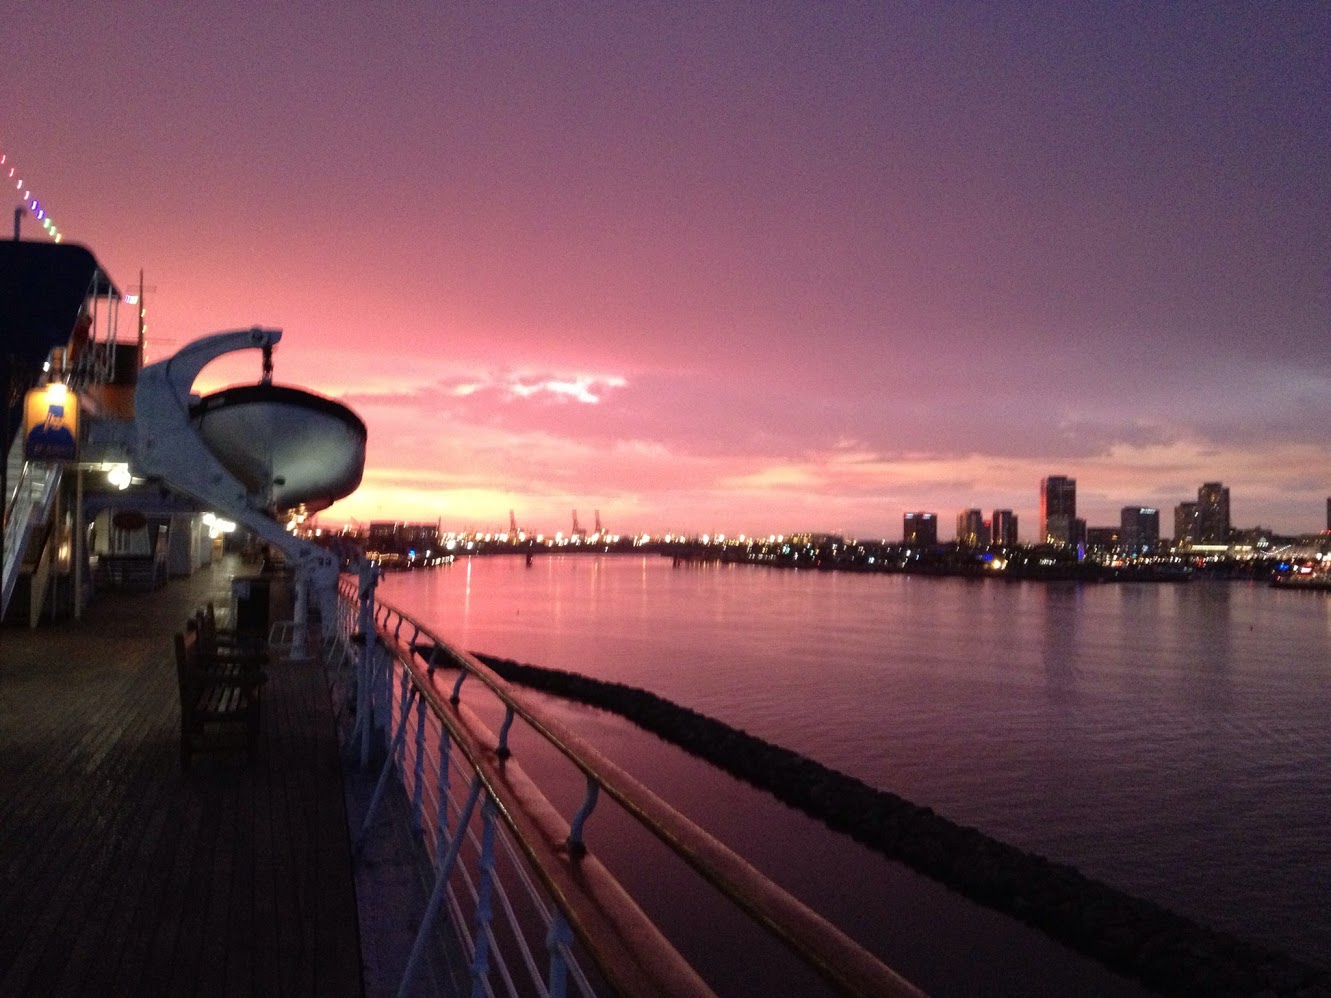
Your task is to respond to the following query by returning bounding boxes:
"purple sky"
[4,2,1328,538]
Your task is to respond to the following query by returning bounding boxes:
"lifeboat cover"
[190,384,366,513]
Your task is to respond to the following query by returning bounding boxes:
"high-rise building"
[1174,502,1199,546]
[1120,506,1160,551]
[991,509,1018,547]
[1040,476,1076,545]
[1086,526,1119,550]
[903,512,937,546]
[956,508,986,547]
[1197,482,1230,544]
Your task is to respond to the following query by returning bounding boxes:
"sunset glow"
[3,3,1326,538]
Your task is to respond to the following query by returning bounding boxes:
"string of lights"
[0,145,151,347]
[1,147,63,242]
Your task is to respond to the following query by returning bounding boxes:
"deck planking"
[0,556,363,997]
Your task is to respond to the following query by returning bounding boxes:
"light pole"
[12,206,23,240]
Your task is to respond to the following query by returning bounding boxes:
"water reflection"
[1038,582,1083,693]
[1187,580,1234,674]
[380,558,1331,969]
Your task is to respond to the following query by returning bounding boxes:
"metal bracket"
[132,327,340,632]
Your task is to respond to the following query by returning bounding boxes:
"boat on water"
[1270,563,1331,590]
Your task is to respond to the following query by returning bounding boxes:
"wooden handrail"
[348,576,924,998]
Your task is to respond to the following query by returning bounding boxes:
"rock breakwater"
[472,652,1331,997]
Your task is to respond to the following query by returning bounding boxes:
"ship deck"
[0,555,364,996]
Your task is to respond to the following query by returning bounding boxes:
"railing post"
[496,705,515,759]
[411,692,427,835]
[289,574,310,662]
[546,911,574,998]
[434,727,452,860]
[395,660,412,773]
[356,561,379,769]
[469,796,499,997]
[355,685,419,858]
[353,636,380,769]
[400,775,484,998]
[376,632,393,745]
[567,777,600,856]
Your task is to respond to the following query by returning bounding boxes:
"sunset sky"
[4,3,1327,538]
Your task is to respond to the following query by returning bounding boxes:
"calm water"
[381,554,1331,984]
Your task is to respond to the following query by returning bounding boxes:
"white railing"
[1,449,62,619]
[333,572,924,998]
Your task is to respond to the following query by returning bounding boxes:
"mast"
[137,269,145,363]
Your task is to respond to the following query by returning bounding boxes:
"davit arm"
[133,327,340,635]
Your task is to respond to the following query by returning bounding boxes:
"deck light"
[202,512,237,536]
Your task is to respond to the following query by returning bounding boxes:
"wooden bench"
[174,628,265,770]
[193,603,270,668]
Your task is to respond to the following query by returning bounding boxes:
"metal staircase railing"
[1,436,62,620]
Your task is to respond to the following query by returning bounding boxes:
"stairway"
[2,431,62,621]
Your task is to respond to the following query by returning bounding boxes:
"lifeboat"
[190,383,366,513]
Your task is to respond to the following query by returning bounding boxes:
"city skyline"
[323,477,1323,547]
[4,4,1328,536]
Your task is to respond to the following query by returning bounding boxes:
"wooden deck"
[0,555,364,996]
